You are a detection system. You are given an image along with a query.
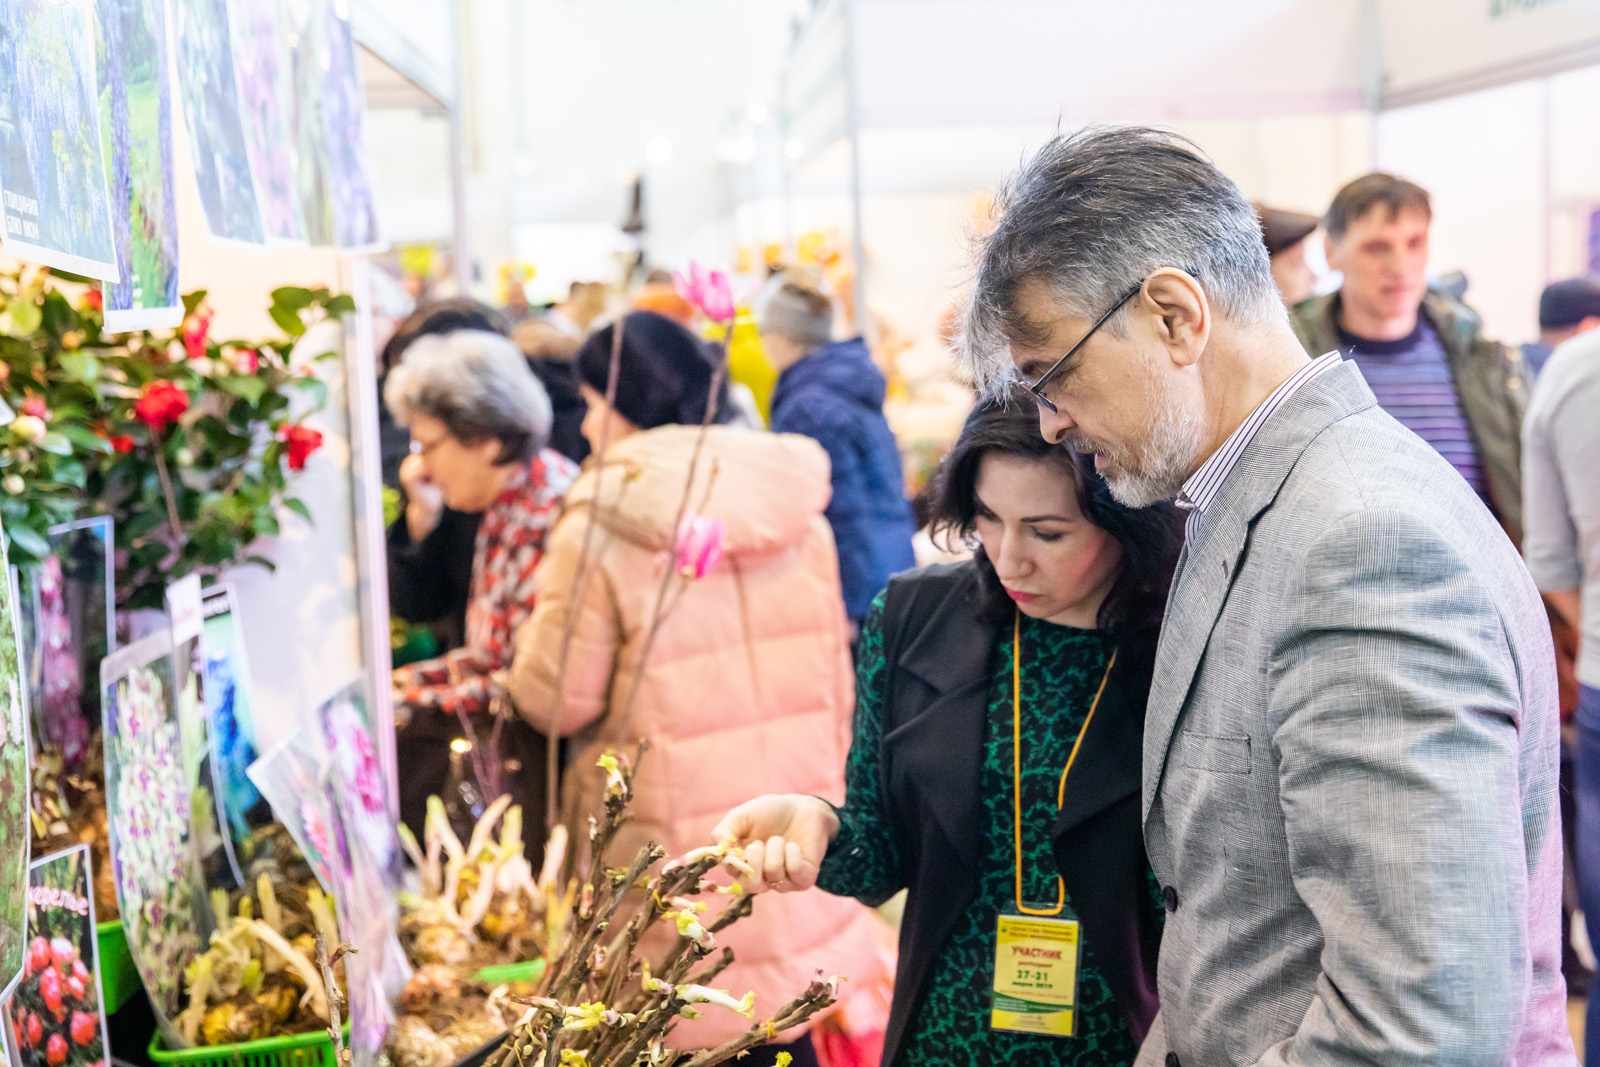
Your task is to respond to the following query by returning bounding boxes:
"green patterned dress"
[817,595,1156,1067]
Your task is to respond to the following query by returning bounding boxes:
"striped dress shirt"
[1175,350,1343,545]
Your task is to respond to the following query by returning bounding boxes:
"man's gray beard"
[1066,370,1204,508]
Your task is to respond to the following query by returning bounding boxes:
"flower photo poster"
[199,585,272,873]
[171,0,265,248]
[12,846,110,1067]
[0,0,119,280]
[170,598,245,893]
[0,524,31,1004]
[316,0,380,253]
[226,0,305,245]
[93,0,183,332]
[100,630,204,1046]
[315,681,401,890]
[18,520,114,783]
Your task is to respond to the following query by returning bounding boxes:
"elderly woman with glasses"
[386,330,579,834]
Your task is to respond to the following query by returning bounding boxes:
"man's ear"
[1140,269,1209,369]
[1322,233,1341,274]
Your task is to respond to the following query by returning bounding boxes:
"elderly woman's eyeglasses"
[409,435,448,458]
[1026,282,1144,414]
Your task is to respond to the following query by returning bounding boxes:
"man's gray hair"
[384,329,552,465]
[959,126,1285,391]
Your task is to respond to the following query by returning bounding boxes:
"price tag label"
[991,913,1081,1037]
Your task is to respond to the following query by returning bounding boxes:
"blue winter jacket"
[770,338,917,622]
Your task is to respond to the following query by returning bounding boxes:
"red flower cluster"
[22,393,50,420]
[181,307,214,361]
[135,380,189,432]
[80,288,102,312]
[14,935,101,1067]
[92,422,135,453]
[281,424,323,470]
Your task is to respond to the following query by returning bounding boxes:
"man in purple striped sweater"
[1290,174,1529,544]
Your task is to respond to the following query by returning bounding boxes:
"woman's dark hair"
[381,298,508,373]
[930,391,1184,635]
[576,311,733,430]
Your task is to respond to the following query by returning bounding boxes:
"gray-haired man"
[961,126,1575,1065]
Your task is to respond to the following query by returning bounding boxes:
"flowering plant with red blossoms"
[0,267,348,608]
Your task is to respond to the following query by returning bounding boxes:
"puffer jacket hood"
[770,338,916,622]
[565,424,832,557]
[781,337,886,410]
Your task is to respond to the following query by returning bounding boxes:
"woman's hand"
[400,453,445,542]
[712,795,839,893]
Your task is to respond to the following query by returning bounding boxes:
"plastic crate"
[148,1022,352,1067]
[96,920,142,1015]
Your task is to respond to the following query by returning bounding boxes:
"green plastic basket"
[472,958,545,986]
[96,920,141,1015]
[148,1023,351,1067]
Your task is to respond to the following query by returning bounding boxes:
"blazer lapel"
[885,574,993,870]
[1142,513,1253,821]
[1142,360,1380,823]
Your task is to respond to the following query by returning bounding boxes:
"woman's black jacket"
[847,561,1162,1065]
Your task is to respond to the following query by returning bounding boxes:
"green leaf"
[60,424,115,454]
[323,294,356,316]
[284,497,311,524]
[270,287,314,310]
[7,521,48,558]
[38,431,73,456]
[182,290,209,316]
[286,376,327,409]
[268,304,306,337]
[7,298,41,334]
[243,554,277,573]
[58,349,99,383]
[124,509,164,540]
[218,375,267,404]
[131,541,169,569]
[252,510,280,538]
[50,458,86,488]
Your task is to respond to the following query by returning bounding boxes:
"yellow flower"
[561,1002,607,1032]
[596,753,627,797]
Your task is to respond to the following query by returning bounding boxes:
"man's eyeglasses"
[1026,282,1143,414]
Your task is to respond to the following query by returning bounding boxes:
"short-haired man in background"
[1524,277,1600,379]
[760,282,916,627]
[1524,317,1600,1064]
[1290,173,1530,541]
[961,125,1573,1066]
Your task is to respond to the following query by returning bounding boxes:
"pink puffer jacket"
[508,424,888,1048]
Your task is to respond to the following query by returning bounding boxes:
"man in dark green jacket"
[1289,174,1529,542]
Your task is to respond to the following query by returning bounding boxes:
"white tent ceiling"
[836,0,1600,127]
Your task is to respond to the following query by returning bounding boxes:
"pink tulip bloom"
[675,512,726,580]
[673,261,737,325]
[701,270,736,323]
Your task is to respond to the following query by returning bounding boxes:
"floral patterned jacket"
[393,449,579,716]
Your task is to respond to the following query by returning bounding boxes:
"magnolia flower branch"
[545,315,628,837]
[479,750,838,1067]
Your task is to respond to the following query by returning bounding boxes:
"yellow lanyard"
[1012,609,1118,916]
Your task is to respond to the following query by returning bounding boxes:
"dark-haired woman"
[715,394,1184,1067]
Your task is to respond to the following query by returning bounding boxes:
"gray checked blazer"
[1135,360,1576,1066]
